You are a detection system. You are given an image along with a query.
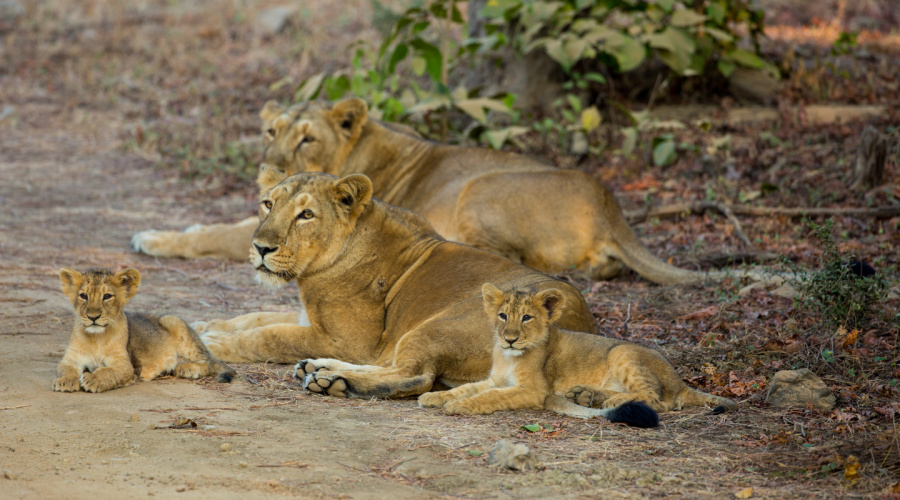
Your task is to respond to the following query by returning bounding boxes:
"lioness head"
[59,268,141,334]
[250,170,373,287]
[257,98,368,190]
[481,284,566,356]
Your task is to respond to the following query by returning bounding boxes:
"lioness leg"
[303,363,435,399]
[131,217,257,260]
[201,323,359,364]
[192,311,301,334]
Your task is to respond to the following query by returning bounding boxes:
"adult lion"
[197,169,599,398]
[133,98,704,284]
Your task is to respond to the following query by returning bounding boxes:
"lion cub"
[53,268,235,393]
[419,284,737,423]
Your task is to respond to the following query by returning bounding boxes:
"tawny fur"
[195,171,600,401]
[133,99,706,284]
[53,268,234,393]
[420,284,737,415]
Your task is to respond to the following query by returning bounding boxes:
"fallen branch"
[625,201,900,224]
[0,404,31,411]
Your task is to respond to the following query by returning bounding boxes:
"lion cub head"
[250,171,373,287]
[482,284,566,357]
[59,268,141,334]
[257,99,369,190]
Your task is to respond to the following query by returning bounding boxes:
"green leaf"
[728,48,764,69]
[608,35,646,72]
[704,26,733,43]
[388,43,409,73]
[653,138,676,167]
[294,72,326,101]
[521,424,541,432]
[583,72,607,84]
[566,94,582,113]
[822,350,836,363]
[410,56,427,77]
[621,127,638,155]
[483,126,529,150]
[648,27,695,74]
[455,97,510,123]
[466,449,484,456]
[530,1,561,22]
[563,37,588,67]
[670,9,706,27]
[706,2,726,24]
[652,0,675,12]
[410,39,444,82]
[717,58,736,78]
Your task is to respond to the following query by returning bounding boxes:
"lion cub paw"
[80,372,115,393]
[442,399,480,416]
[303,372,349,398]
[418,391,452,408]
[565,386,597,408]
[52,376,81,392]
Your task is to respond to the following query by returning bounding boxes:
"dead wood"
[849,126,887,191]
[625,201,900,224]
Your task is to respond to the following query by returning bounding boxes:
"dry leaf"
[735,487,753,498]
[171,417,197,429]
[843,455,860,484]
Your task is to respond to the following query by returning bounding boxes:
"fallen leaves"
[735,487,754,498]
[843,455,860,484]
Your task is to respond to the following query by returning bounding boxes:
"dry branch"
[625,201,900,225]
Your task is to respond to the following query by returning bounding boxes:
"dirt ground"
[1,1,899,498]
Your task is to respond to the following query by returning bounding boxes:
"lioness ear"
[482,283,505,313]
[114,268,142,300]
[260,100,286,123]
[257,164,289,194]
[535,289,565,323]
[329,98,368,138]
[332,174,373,219]
[59,268,84,301]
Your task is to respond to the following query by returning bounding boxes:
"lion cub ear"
[535,289,566,323]
[114,268,142,301]
[59,268,84,301]
[482,283,505,313]
[328,98,368,139]
[257,164,289,194]
[260,100,286,123]
[332,174,373,219]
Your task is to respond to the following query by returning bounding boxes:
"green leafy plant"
[787,219,890,331]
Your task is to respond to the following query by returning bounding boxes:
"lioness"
[196,170,602,398]
[418,284,734,418]
[54,268,234,393]
[133,99,707,284]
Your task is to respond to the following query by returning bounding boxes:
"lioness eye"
[498,313,507,321]
[78,293,88,300]
[262,200,273,210]
[102,294,113,300]
[522,314,532,322]
[297,209,314,220]
[266,128,276,138]
[296,136,315,151]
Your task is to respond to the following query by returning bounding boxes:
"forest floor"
[1,1,898,498]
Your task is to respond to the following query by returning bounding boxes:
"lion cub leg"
[80,357,135,393]
[53,357,85,393]
[159,316,234,381]
[443,386,544,415]
[418,379,496,409]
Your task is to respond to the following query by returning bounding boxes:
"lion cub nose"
[87,313,101,322]
[254,244,278,258]
[504,335,519,346]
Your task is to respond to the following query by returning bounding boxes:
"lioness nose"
[254,244,278,258]
[87,313,101,322]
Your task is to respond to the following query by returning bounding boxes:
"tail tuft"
[217,372,233,383]
[604,401,659,428]
[709,405,726,415]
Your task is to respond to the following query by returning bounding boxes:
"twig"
[718,203,752,247]
[621,301,631,337]
[0,404,30,410]
[625,201,900,224]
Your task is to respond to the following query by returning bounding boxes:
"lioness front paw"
[201,330,236,359]
[52,376,81,392]
[80,372,115,393]
[131,230,170,256]
[193,319,234,334]
[293,359,325,381]
[418,391,452,408]
[303,372,349,398]
[565,386,596,408]
[442,400,480,415]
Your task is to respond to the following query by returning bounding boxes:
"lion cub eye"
[266,128,276,138]
[498,313,507,321]
[522,314,533,322]
[78,293,88,300]
[262,200,273,210]
[102,294,113,300]
[297,209,314,220]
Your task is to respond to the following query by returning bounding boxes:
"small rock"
[130,413,140,422]
[4,470,17,480]
[175,485,187,493]
[239,462,248,468]
[487,440,541,471]
[255,6,297,35]
[766,369,836,410]
[220,443,232,453]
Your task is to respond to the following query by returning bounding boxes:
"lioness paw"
[293,359,325,381]
[52,376,81,393]
[418,391,451,408]
[303,372,349,398]
[131,230,167,256]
